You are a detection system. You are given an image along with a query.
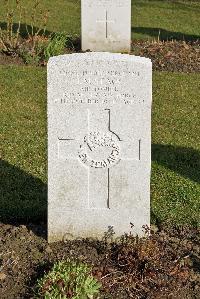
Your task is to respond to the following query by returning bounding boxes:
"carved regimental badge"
[78,131,121,169]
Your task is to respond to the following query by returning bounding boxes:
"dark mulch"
[0,223,199,299]
[0,40,199,73]
[131,40,200,73]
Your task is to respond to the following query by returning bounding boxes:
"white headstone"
[48,53,152,242]
[81,0,131,53]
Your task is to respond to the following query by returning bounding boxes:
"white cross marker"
[96,10,115,38]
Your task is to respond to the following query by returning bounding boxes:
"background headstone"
[48,53,152,242]
[81,0,131,52]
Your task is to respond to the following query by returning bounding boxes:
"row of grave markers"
[48,0,152,242]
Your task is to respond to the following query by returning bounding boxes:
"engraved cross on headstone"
[58,109,141,210]
[96,10,115,39]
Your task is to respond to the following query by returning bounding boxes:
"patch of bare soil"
[131,40,200,73]
[0,52,24,66]
[0,223,199,299]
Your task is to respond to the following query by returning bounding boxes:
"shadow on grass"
[152,144,200,183]
[0,159,47,236]
[0,22,52,38]
[0,144,199,235]
[132,26,200,41]
[134,0,200,13]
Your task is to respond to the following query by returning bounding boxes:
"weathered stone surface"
[48,53,152,242]
[81,0,131,53]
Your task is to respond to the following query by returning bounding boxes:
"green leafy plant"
[21,33,68,65]
[37,260,101,299]
[43,33,67,61]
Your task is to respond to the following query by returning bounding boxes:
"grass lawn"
[0,0,199,41]
[0,66,199,226]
